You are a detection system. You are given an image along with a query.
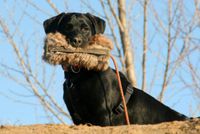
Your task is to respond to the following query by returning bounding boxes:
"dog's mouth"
[44,45,110,56]
[43,32,113,71]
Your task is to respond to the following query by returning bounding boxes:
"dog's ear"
[43,13,66,34]
[86,13,106,34]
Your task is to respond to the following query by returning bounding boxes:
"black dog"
[43,12,188,126]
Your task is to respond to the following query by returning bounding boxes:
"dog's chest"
[64,71,109,115]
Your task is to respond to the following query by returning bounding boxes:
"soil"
[0,118,200,134]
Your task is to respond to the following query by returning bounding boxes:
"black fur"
[43,12,105,47]
[43,13,188,126]
[63,68,188,126]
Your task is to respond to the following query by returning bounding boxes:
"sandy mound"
[0,118,200,134]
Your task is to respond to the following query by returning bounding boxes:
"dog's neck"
[63,65,111,88]
[64,67,84,77]
[64,66,93,85]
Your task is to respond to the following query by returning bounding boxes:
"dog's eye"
[81,24,89,32]
[81,27,89,31]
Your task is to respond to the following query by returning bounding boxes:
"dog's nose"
[71,37,82,47]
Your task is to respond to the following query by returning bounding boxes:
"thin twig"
[107,0,124,32]
[159,0,172,102]
[142,0,148,91]
[45,0,60,14]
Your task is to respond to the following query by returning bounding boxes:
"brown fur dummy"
[43,32,113,71]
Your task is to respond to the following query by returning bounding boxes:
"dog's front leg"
[63,80,85,125]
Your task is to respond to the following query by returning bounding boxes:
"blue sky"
[0,0,105,125]
[0,0,199,125]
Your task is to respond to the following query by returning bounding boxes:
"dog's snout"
[71,37,82,47]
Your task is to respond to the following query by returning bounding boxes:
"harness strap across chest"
[114,84,134,114]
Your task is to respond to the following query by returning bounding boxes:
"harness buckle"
[115,104,124,114]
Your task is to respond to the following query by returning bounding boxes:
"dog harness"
[64,67,134,116]
[114,84,134,114]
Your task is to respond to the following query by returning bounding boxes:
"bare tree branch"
[118,0,137,86]
[45,0,60,14]
[142,0,148,91]
[0,16,69,123]
[26,0,52,16]
[99,0,125,71]
[159,0,172,102]
[107,0,124,32]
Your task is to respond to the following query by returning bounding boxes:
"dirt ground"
[0,118,200,134]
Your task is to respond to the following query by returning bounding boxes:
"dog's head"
[43,12,106,47]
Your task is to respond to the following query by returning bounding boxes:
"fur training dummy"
[43,32,113,71]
